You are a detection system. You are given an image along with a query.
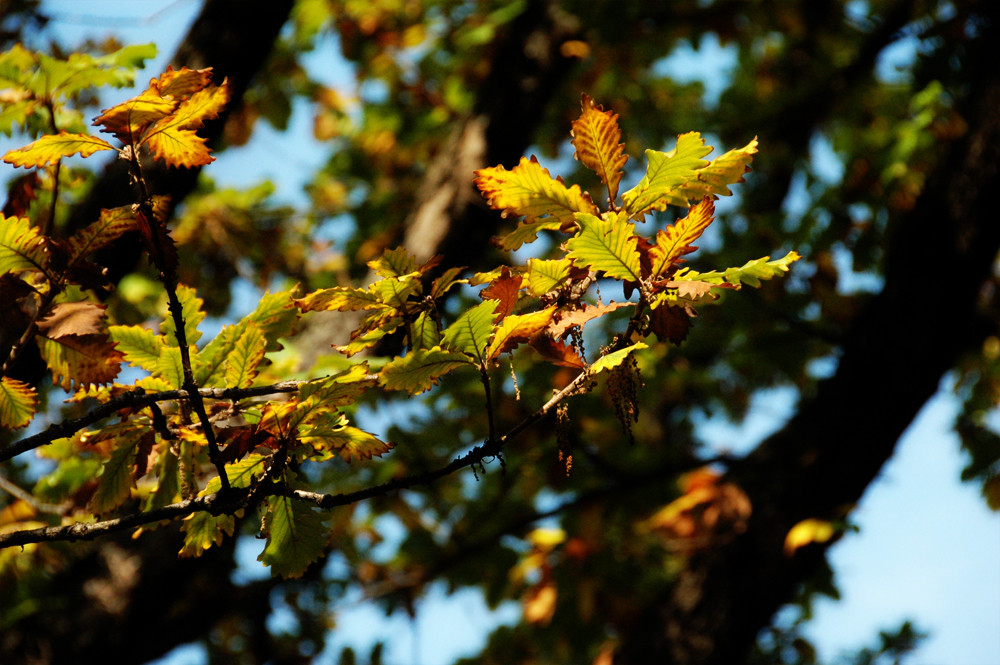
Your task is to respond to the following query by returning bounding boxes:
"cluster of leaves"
[0,48,797,579]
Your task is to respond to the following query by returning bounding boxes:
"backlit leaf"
[526,258,572,296]
[179,511,235,558]
[110,324,164,373]
[529,336,587,369]
[621,132,713,217]
[0,377,36,429]
[784,518,836,556]
[300,415,394,462]
[476,155,599,249]
[94,89,176,142]
[160,283,205,346]
[571,94,628,201]
[673,137,758,200]
[3,131,114,168]
[496,218,566,251]
[430,266,467,299]
[379,346,473,394]
[409,311,441,350]
[547,302,633,339]
[259,494,328,578]
[679,251,801,288]
[565,212,642,283]
[295,285,386,312]
[480,267,523,321]
[37,334,123,391]
[225,322,267,389]
[487,307,557,359]
[368,246,417,278]
[442,300,498,363]
[154,66,213,99]
[590,342,648,375]
[142,124,211,168]
[650,197,715,276]
[90,428,149,513]
[0,214,48,275]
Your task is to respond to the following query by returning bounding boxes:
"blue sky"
[7,2,1000,663]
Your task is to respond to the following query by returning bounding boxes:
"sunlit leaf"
[409,311,441,350]
[480,267,523,321]
[621,132,713,217]
[487,307,556,359]
[441,299,498,363]
[37,334,123,391]
[589,342,648,374]
[379,346,474,394]
[368,246,417,278]
[565,212,642,283]
[225,322,267,388]
[160,283,205,346]
[94,88,176,142]
[300,415,394,462]
[0,214,49,275]
[179,511,235,558]
[0,377,36,429]
[526,258,572,296]
[650,197,715,276]
[3,131,114,168]
[547,302,633,339]
[784,518,836,556]
[295,285,387,313]
[571,94,628,201]
[90,428,149,513]
[110,324,164,373]
[679,251,801,288]
[673,137,758,200]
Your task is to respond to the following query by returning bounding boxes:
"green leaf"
[296,285,386,312]
[155,345,184,389]
[109,324,164,373]
[0,214,48,275]
[145,445,179,511]
[0,377,37,429]
[526,258,573,296]
[680,251,801,288]
[299,415,394,462]
[565,212,642,283]
[590,342,648,375]
[441,300,499,363]
[379,346,474,394]
[202,454,271,495]
[496,218,566,252]
[370,273,422,309]
[409,311,441,350]
[225,322,267,388]
[259,494,328,578]
[90,429,147,513]
[368,246,417,278]
[160,283,206,346]
[179,511,235,558]
[621,132,713,217]
[672,137,759,201]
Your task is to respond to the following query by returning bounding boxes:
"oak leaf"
[571,94,628,201]
[3,131,114,168]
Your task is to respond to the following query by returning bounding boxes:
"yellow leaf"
[3,131,114,168]
[94,89,176,142]
[674,136,759,200]
[524,582,557,625]
[142,125,211,168]
[0,377,37,429]
[0,214,48,275]
[486,306,557,359]
[476,155,599,249]
[571,94,628,201]
[622,132,713,217]
[784,518,836,556]
[154,66,214,99]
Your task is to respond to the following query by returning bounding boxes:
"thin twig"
[0,381,305,463]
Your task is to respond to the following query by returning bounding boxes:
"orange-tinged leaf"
[487,306,557,359]
[153,66,213,99]
[3,131,114,168]
[0,377,37,429]
[571,94,628,201]
[480,267,523,322]
[547,301,633,339]
[165,80,230,130]
[37,301,107,338]
[650,197,715,276]
[476,155,599,249]
[529,336,587,368]
[142,125,211,167]
[37,334,123,391]
[94,89,176,142]
[0,214,48,275]
[67,205,139,262]
[524,582,557,625]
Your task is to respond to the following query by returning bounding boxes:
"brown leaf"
[480,267,523,322]
[650,303,693,345]
[37,301,108,338]
[529,336,587,369]
[547,301,634,339]
[2,172,40,217]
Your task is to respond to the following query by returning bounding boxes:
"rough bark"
[616,11,1000,664]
